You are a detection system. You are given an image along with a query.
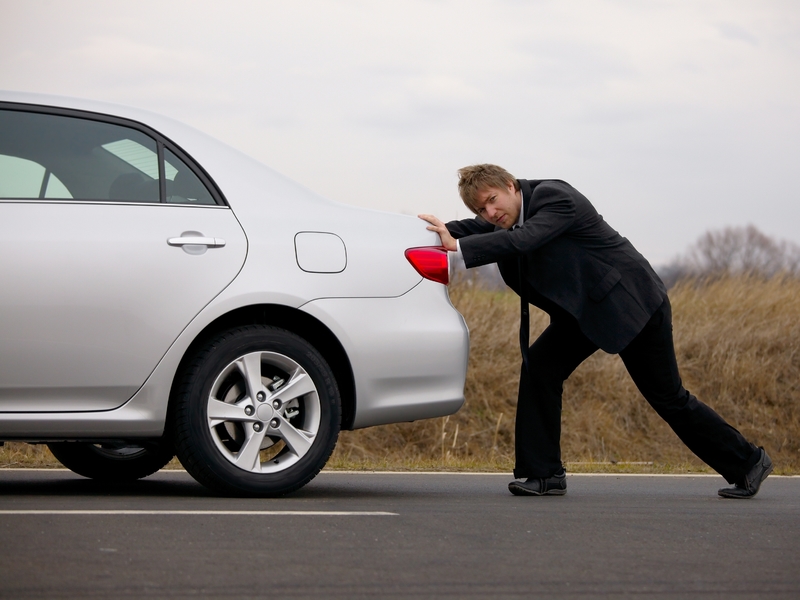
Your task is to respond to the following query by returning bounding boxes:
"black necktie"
[518,253,530,374]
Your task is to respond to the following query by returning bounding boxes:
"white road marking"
[0,510,397,516]
[0,468,796,478]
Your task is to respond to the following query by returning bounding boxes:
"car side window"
[0,154,72,199]
[0,109,160,202]
[164,148,216,205]
[102,137,160,202]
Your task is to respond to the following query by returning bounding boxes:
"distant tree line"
[659,225,800,288]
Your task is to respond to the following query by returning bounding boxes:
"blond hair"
[457,164,519,214]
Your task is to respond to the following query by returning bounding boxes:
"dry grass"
[3,274,799,475]
[0,442,56,468]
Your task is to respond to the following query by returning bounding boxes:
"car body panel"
[0,280,469,438]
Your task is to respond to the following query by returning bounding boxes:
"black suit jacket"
[446,179,667,354]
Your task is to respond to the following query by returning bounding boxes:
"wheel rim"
[206,350,321,474]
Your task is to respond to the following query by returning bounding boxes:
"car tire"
[47,440,175,481]
[172,325,341,497]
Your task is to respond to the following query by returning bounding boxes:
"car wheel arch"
[169,304,357,431]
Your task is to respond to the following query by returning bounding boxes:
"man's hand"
[418,214,457,251]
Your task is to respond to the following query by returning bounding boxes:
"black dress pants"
[513,298,760,484]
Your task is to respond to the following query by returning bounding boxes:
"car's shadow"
[0,469,425,500]
[0,472,212,498]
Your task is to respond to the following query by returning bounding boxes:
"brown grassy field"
[2,274,798,474]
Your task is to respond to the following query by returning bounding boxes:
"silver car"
[0,91,468,496]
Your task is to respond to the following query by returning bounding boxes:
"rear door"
[0,107,247,411]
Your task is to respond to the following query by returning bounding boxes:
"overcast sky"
[2,0,799,264]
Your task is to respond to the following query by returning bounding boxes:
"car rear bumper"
[300,280,469,429]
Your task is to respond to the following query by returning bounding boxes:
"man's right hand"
[418,214,457,252]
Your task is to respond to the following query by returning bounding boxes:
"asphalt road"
[0,469,798,599]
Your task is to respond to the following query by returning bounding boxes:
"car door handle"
[167,236,226,248]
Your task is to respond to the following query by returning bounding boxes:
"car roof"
[1,90,200,141]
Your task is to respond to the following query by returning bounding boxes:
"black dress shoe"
[508,469,567,496]
[718,447,773,499]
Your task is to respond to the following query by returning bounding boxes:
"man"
[419,164,771,498]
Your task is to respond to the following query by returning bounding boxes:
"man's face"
[473,182,521,229]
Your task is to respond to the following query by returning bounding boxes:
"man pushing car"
[419,164,771,498]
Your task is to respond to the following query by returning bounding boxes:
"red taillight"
[405,246,449,285]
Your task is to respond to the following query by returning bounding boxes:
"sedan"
[0,91,468,496]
